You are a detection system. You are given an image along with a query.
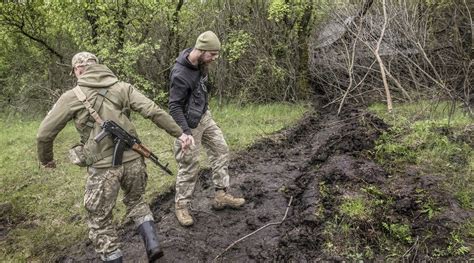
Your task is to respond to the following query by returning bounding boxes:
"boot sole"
[212,204,225,210]
[149,249,164,262]
[178,221,194,227]
[212,203,244,210]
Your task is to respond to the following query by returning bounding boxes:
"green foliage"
[433,231,470,257]
[339,196,370,220]
[102,41,157,93]
[1,1,316,114]
[446,232,470,256]
[382,222,413,244]
[223,30,252,64]
[233,55,292,103]
[414,189,440,219]
[361,185,393,207]
[0,3,64,112]
[256,57,287,82]
[0,101,307,261]
[61,2,166,102]
[268,0,291,22]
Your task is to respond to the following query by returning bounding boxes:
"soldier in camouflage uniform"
[37,52,192,262]
[169,31,245,227]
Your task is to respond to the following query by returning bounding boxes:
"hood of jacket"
[77,64,119,88]
[176,48,199,71]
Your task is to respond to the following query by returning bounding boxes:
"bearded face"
[198,51,219,64]
[198,51,219,75]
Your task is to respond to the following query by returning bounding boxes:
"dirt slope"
[59,108,472,262]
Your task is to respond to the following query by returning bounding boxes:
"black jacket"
[169,48,209,135]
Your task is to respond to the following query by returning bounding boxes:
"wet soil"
[59,108,473,262]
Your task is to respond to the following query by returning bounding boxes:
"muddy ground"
[59,107,472,262]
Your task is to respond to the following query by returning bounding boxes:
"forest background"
[1,0,321,114]
[0,0,472,113]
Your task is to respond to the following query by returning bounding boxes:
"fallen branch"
[213,196,294,261]
[402,235,419,259]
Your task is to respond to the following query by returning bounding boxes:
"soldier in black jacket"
[169,31,245,226]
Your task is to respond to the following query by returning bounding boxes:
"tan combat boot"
[175,201,193,226]
[212,190,245,210]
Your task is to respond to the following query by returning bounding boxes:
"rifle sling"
[85,148,114,166]
[72,86,106,125]
[72,86,113,165]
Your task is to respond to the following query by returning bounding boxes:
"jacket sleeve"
[37,94,74,164]
[169,74,192,135]
[127,84,183,138]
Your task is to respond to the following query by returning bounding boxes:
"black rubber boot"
[104,256,123,263]
[138,221,164,262]
[102,249,123,263]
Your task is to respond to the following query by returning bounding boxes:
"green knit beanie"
[195,31,221,51]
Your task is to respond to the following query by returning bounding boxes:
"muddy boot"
[138,221,164,262]
[212,189,245,210]
[175,201,193,226]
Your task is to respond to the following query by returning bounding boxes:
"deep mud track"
[60,108,472,262]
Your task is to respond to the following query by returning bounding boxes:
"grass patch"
[369,101,473,209]
[339,196,370,220]
[369,100,473,257]
[0,101,308,261]
[209,101,309,150]
[382,222,413,244]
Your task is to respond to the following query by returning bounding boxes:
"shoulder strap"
[72,86,104,125]
[72,86,114,164]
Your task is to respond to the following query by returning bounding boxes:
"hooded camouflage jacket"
[37,64,183,168]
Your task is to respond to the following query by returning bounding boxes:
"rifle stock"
[132,144,173,175]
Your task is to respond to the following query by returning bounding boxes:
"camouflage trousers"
[85,157,154,260]
[174,110,230,203]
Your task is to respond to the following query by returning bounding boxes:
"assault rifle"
[94,120,173,175]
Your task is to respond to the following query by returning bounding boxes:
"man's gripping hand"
[178,134,195,153]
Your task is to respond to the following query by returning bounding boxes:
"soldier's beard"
[197,58,209,76]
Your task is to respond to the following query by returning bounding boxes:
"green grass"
[209,101,309,150]
[0,101,308,261]
[339,195,370,220]
[369,101,473,209]
[369,100,473,257]
[382,222,413,244]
